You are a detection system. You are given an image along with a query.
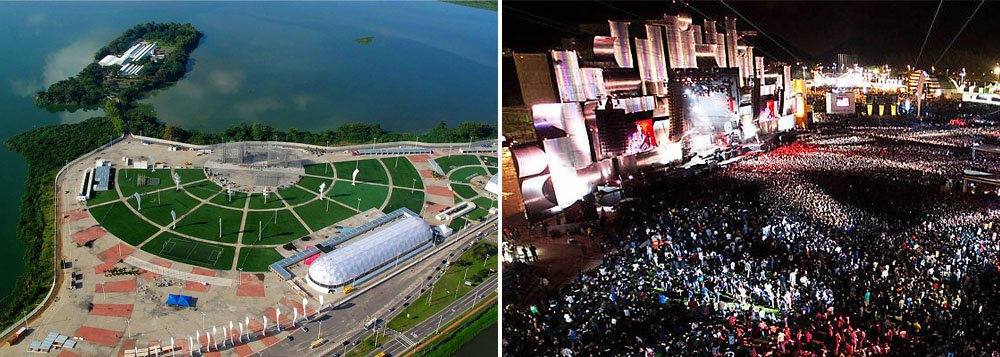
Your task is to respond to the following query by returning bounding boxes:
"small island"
[35,22,203,107]
[355,36,375,45]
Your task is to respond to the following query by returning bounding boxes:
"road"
[370,274,497,357]
[262,218,497,356]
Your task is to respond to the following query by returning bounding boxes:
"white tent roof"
[307,215,432,288]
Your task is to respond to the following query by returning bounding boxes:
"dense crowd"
[503,127,1000,356]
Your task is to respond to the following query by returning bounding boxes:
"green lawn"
[88,189,121,206]
[328,181,389,212]
[297,176,333,194]
[449,217,470,232]
[449,166,488,184]
[304,163,334,177]
[172,204,245,244]
[141,233,235,270]
[242,210,309,245]
[387,242,497,332]
[487,166,497,175]
[480,155,498,167]
[174,168,207,183]
[184,180,223,200]
[209,189,248,209]
[433,155,482,174]
[450,183,479,200]
[414,301,498,357]
[383,188,424,214]
[248,192,287,210]
[278,185,316,207]
[117,168,175,198]
[333,159,389,185]
[380,157,424,189]
[236,247,284,272]
[88,201,159,246]
[472,197,496,211]
[132,188,202,226]
[293,199,357,232]
[465,208,489,221]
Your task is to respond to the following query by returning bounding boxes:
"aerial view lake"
[0,1,496,302]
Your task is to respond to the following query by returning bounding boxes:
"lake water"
[0,1,496,300]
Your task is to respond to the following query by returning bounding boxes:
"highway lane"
[371,274,497,357]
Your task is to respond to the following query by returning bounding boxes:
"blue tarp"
[165,294,193,307]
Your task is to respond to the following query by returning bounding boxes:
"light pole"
[994,65,1000,84]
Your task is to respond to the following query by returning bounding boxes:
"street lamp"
[993,65,1000,83]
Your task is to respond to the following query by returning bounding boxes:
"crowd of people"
[503,126,1000,356]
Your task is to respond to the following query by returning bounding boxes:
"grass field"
[472,197,496,211]
[449,217,470,232]
[387,242,497,332]
[296,176,333,193]
[88,188,121,206]
[174,168,207,183]
[172,204,244,244]
[334,159,389,185]
[328,181,389,212]
[184,180,223,200]
[433,155,482,174]
[208,189,248,209]
[380,157,424,189]
[383,188,424,214]
[117,168,175,198]
[242,210,309,245]
[415,301,498,357]
[277,185,316,207]
[487,166,497,175]
[132,188,202,226]
[293,199,356,231]
[141,233,235,270]
[303,163,335,177]
[89,201,159,245]
[449,166,488,183]
[236,247,284,272]
[450,183,479,200]
[248,192,286,210]
[480,155,497,167]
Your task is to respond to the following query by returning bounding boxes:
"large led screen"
[624,119,657,156]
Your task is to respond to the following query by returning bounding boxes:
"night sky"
[504,1,1000,73]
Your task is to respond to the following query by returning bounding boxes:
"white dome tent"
[306,215,433,293]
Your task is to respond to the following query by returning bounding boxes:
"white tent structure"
[306,215,433,293]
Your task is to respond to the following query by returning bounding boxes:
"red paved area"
[425,185,454,197]
[97,243,134,263]
[93,261,116,274]
[235,343,255,357]
[57,351,80,357]
[260,335,278,347]
[96,279,137,293]
[248,319,264,335]
[418,169,436,178]
[236,273,266,297]
[408,155,430,163]
[117,339,136,357]
[426,203,449,214]
[137,257,172,281]
[202,352,221,357]
[191,267,218,277]
[90,303,134,318]
[75,326,122,347]
[71,226,107,246]
[263,307,292,328]
[184,280,211,292]
[61,209,89,222]
[280,297,316,316]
